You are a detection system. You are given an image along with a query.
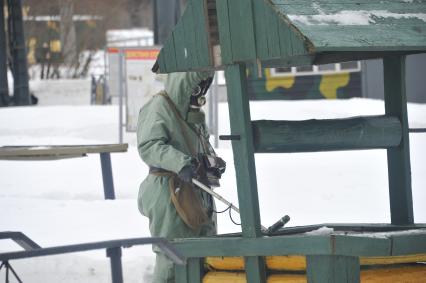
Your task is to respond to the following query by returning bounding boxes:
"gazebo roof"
[155,0,426,73]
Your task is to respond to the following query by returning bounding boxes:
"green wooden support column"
[225,63,266,283]
[175,258,202,283]
[383,56,414,225]
[306,255,360,283]
[175,263,188,283]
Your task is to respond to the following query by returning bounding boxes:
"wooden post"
[106,247,123,283]
[306,255,360,283]
[100,152,116,200]
[383,56,414,225]
[175,264,187,283]
[187,258,202,283]
[225,63,266,283]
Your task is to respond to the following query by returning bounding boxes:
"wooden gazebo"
[154,0,426,282]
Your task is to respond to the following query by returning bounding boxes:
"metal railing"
[0,232,185,283]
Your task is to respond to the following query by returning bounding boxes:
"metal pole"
[106,247,123,283]
[118,49,124,144]
[191,178,267,231]
[100,152,116,200]
[213,73,219,148]
[8,0,30,106]
[0,0,9,106]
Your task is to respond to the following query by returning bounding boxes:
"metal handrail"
[0,232,184,265]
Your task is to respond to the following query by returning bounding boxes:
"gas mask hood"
[190,77,213,109]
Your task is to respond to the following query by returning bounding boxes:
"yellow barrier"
[203,266,426,283]
[206,254,426,271]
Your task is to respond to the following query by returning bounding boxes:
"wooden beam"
[225,63,265,283]
[172,234,396,258]
[306,255,360,283]
[188,258,203,283]
[383,56,414,225]
[252,116,402,153]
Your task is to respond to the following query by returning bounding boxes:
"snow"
[288,10,426,26]
[106,29,154,47]
[0,81,426,282]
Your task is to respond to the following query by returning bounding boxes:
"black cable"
[229,206,241,226]
[213,204,231,214]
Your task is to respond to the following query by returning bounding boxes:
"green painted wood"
[157,52,167,73]
[187,258,203,283]
[182,3,199,68]
[302,25,426,52]
[163,35,177,72]
[216,0,232,64]
[272,0,426,4]
[266,7,282,59]
[273,3,426,15]
[391,233,426,255]
[172,234,399,258]
[173,21,188,71]
[383,56,414,225]
[225,64,262,237]
[245,256,266,283]
[175,264,188,283]
[332,235,391,256]
[191,0,211,67]
[252,0,270,59]
[306,255,360,283]
[225,63,265,283]
[252,116,402,153]
[278,19,292,58]
[228,0,257,61]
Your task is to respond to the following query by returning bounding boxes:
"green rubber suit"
[137,71,217,283]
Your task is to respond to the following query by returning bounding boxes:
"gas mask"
[190,77,213,109]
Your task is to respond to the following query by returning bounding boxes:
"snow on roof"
[106,28,154,42]
[288,10,426,26]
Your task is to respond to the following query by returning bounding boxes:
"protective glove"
[178,163,198,183]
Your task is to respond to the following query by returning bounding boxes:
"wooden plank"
[0,144,128,159]
[172,234,398,258]
[271,0,426,4]
[391,233,426,255]
[173,21,188,71]
[244,257,266,283]
[228,0,257,61]
[306,255,360,283]
[157,52,167,73]
[332,235,392,257]
[274,3,426,15]
[191,0,211,67]
[266,6,282,59]
[163,36,177,72]
[252,116,402,153]
[175,264,188,283]
[216,0,232,64]
[252,0,270,59]
[225,63,265,283]
[187,258,203,283]
[278,19,292,58]
[225,64,262,237]
[383,56,414,225]
[182,3,199,68]
[299,25,426,52]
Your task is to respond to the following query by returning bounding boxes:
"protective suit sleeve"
[137,98,193,174]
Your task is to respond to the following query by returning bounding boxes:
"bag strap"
[157,91,216,158]
[157,91,198,156]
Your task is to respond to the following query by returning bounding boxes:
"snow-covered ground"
[0,82,425,282]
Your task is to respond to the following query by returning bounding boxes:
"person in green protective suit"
[137,71,224,283]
